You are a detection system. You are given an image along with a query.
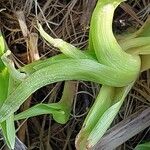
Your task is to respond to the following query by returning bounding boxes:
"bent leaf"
[15,81,76,124]
[0,58,138,123]
[38,24,93,60]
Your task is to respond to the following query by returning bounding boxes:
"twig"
[80,0,97,30]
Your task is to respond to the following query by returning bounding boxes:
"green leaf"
[126,45,150,55]
[90,0,140,72]
[1,50,26,81]
[0,58,138,123]
[0,30,5,56]
[134,142,150,150]
[133,17,150,38]
[86,83,134,148]
[0,33,16,150]
[38,24,93,60]
[75,83,134,149]
[15,81,76,124]
[74,1,142,148]
[1,116,15,149]
[15,103,69,124]
[141,55,150,72]
[119,37,150,51]
[75,85,115,149]
[0,69,9,106]
[119,17,150,41]
[21,54,68,74]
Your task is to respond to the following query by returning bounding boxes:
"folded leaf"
[75,83,134,149]
[0,32,16,149]
[15,81,76,124]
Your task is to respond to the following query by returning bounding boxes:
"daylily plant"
[0,0,150,149]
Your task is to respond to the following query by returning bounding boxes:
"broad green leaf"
[21,51,96,76]
[21,54,68,74]
[0,58,139,123]
[1,75,22,150]
[0,68,15,150]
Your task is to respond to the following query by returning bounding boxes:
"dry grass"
[0,0,150,149]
